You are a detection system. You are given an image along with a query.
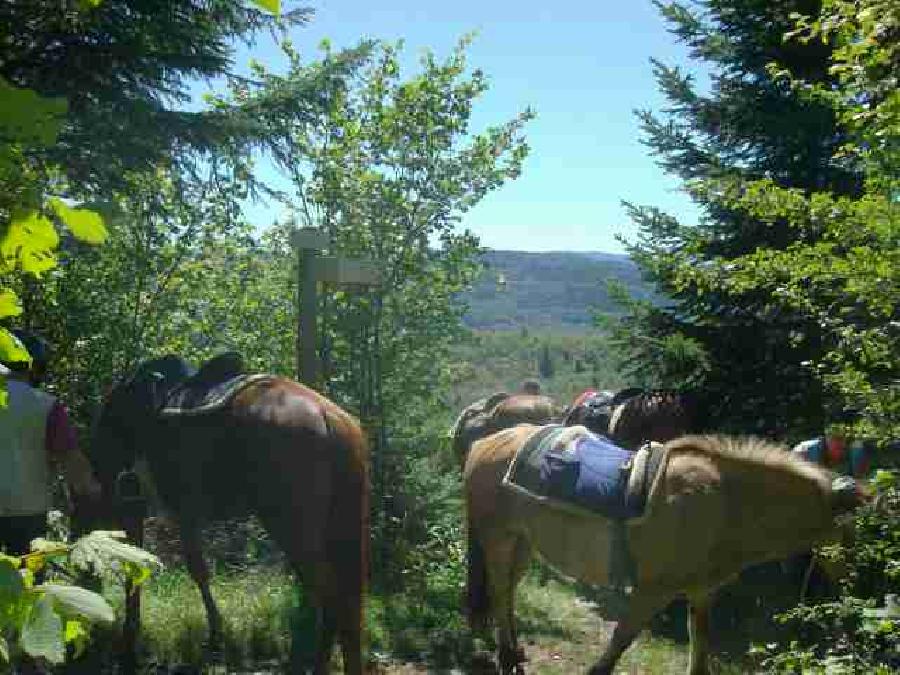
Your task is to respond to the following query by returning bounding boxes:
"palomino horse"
[465,427,866,674]
[451,391,563,468]
[90,354,369,674]
[563,388,701,450]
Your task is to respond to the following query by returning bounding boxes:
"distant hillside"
[461,250,657,331]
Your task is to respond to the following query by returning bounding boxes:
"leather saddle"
[159,352,270,416]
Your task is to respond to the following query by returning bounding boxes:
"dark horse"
[563,388,701,450]
[89,353,369,674]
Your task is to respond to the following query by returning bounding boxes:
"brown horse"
[464,427,867,674]
[450,391,563,468]
[90,355,368,674]
[563,388,700,450]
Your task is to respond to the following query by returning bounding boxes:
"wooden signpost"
[292,227,381,386]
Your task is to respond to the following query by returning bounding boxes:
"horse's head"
[77,355,191,533]
[829,474,874,517]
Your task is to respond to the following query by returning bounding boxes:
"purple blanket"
[539,432,636,518]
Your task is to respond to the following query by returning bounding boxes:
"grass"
[79,562,775,674]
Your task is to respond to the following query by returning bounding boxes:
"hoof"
[499,645,527,674]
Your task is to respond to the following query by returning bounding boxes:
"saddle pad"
[160,373,274,416]
[506,425,638,519]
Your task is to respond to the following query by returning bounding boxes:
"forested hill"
[461,250,657,331]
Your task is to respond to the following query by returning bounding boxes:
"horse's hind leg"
[334,591,363,675]
[485,533,530,675]
[180,521,223,652]
[587,589,670,675]
[312,598,338,675]
[686,592,712,675]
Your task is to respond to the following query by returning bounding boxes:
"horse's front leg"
[587,589,669,675]
[180,520,223,651]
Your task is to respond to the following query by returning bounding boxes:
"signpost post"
[292,228,381,386]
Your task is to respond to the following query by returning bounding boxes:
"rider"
[521,380,542,396]
[0,329,101,554]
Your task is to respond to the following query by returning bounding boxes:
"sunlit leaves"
[68,530,163,587]
[250,0,279,14]
[0,532,161,669]
[0,290,22,319]
[0,328,31,366]
[1,211,59,276]
[63,619,90,658]
[48,198,108,244]
[42,584,115,625]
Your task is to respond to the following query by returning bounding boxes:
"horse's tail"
[323,404,370,616]
[465,518,491,631]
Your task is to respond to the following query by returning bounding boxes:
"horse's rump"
[451,392,561,464]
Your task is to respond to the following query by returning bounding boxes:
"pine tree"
[615,0,866,438]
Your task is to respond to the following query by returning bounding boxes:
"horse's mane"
[664,434,832,489]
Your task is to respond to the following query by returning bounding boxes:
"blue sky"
[216,0,705,253]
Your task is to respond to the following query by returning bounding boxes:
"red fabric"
[572,389,598,409]
[825,435,847,465]
[45,401,77,461]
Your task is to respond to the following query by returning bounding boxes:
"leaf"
[0,289,22,318]
[0,211,59,276]
[251,0,279,14]
[63,619,90,658]
[0,78,67,148]
[48,198,108,244]
[0,328,31,366]
[0,635,8,664]
[0,557,24,599]
[69,530,162,584]
[20,595,65,664]
[40,583,115,624]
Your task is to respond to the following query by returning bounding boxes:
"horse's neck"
[717,459,834,556]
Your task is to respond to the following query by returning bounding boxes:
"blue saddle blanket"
[508,425,640,519]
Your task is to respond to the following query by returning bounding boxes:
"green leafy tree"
[0,0,292,403]
[223,36,533,584]
[623,0,898,669]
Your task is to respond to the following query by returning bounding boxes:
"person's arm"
[45,401,101,499]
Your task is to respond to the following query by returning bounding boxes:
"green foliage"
[623,3,898,667]
[751,472,900,673]
[538,343,555,379]
[0,531,161,670]
[614,0,863,437]
[0,0,302,407]
[448,330,626,413]
[215,36,533,584]
[617,0,898,442]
